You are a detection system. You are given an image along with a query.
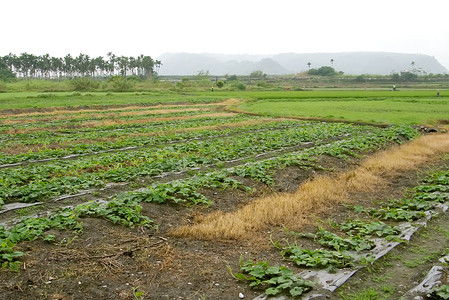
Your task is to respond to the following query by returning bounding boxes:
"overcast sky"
[2,0,449,70]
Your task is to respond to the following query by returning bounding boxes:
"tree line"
[0,52,161,80]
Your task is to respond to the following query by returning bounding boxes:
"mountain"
[157,52,447,75]
[157,53,291,75]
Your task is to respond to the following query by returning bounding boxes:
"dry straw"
[171,133,449,240]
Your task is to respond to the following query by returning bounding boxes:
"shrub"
[0,82,7,93]
[226,74,238,81]
[0,69,16,82]
[231,81,246,90]
[109,75,134,92]
[70,77,99,91]
[308,66,336,76]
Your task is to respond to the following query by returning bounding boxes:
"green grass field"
[237,90,449,125]
[0,89,447,125]
[0,91,231,109]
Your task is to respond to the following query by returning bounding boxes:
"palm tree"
[141,56,154,79]
[63,54,74,78]
[51,56,63,79]
[106,52,116,76]
[117,56,130,77]
[307,62,312,69]
[40,54,52,78]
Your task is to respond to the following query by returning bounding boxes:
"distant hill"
[157,52,447,75]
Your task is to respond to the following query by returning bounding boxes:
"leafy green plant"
[429,284,449,299]
[423,170,449,185]
[0,197,154,269]
[412,192,449,203]
[353,206,426,222]
[292,228,375,252]
[43,234,56,243]
[337,219,400,238]
[386,197,436,211]
[229,259,314,298]
[415,185,449,193]
[273,240,355,272]
[75,198,154,228]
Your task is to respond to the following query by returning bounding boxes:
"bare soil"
[1,151,448,300]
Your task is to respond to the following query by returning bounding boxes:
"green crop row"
[0,104,219,122]
[0,107,216,129]
[0,122,369,206]
[0,114,261,164]
[0,118,303,160]
[0,124,418,210]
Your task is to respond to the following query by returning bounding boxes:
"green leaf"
[290,286,305,297]
[265,287,280,295]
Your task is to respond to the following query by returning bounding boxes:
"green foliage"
[340,287,383,300]
[70,77,100,91]
[400,71,418,81]
[337,219,400,238]
[274,241,355,271]
[0,118,416,211]
[230,259,314,297]
[293,228,375,252]
[120,181,211,206]
[0,69,16,82]
[423,170,449,185]
[0,209,83,269]
[215,80,224,88]
[75,198,154,228]
[429,285,449,299]
[250,70,266,78]
[109,75,133,92]
[43,234,56,243]
[0,81,7,93]
[226,74,238,81]
[362,207,426,221]
[0,197,154,269]
[308,66,337,76]
[230,81,246,90]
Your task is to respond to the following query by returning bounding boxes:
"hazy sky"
[2,0,449,70]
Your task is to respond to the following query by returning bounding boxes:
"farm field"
[237,90,449,125]
[0,91,449,299]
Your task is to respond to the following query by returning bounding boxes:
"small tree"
[70,77,99,91]
[308,66,336,76]
[250,70,266,78]
[109,75,133,92]
[216,80,224,88]
[226,74,238,81]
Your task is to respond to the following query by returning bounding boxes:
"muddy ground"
[1,150,448,300]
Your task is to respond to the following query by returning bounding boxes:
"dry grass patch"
[172,133,449,240]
